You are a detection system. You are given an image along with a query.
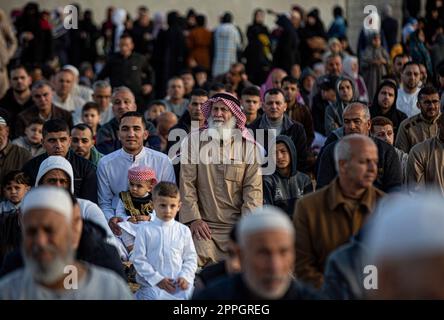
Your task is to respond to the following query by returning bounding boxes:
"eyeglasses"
[421,100,440,106]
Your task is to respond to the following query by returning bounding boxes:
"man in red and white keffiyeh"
[199,92,256,143]
[179,92,263,267]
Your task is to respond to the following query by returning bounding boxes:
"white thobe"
[396,87,420,118]
[0,264,133,300]
[97,147,176,221]
[131,218,197,300]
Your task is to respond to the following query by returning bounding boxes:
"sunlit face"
[118,116,148,153]
[0,125,9,150]
[326,56,342,76]
[242,230,294,299]
[3,181,30,205]
[40,169,71,191]
[70,128,94,159]
[338,139,378,189]
[372,124,394,145]
[32,85,53,112]
[55,71,75,97]
[418,93,441,121]
[147,104,166,121]
[153,195,181,222]
[264,92,287,121]
[241,95,261,115]
[211,101,233,125]
[10,68,32,93]
[378,86,396,112]
[338,80,353,102]
[22,209,75,285]
[401,64,421,90]
[275,142,291,170]
[282,82,298,103]
[119,37,134,57]
[128,179,153,198]
[24,123,43,145]
[112,90,136,120]
[82,109,100,130]
[343,107,371,136]
[93,86,112,110]
[43,131,71,157]
[188,95,208,122]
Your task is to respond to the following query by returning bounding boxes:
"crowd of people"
[1,1,444,300]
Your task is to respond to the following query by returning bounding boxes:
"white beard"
[208,116,237,141]
[23,241,75,286]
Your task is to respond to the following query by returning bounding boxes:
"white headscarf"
[22,186,73,221]
[112,8,127,52]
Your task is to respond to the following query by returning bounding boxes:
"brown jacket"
[0,142,31,184]
[407,136,444,194]
[15,105,74,137]
[395,113,439,154]
[293,177,385,288]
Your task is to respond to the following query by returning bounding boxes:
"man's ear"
[143,129,149,140]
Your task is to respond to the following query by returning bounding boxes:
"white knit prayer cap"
[366,191,444,263]
[21,186,73,221]
[237,205,294,247]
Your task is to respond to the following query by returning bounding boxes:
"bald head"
[156,111,178,136]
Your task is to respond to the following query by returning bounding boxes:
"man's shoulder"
[143,147,171,161]
[69,151,96,171]
[98,149,121,165]
[193,274,239,300]
[399,114,421,130]
[0,268,25,292]
[83,264,133,299]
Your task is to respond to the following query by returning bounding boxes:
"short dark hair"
[2,170,31,188]
[31,79,53,91]
[264,88,285,99]
[210,82,225,91]
[152,181,180,199]
[120,111,146,128]
[402,61,420,72]
[418,85,439,101]
[9,64,28,76]
[82,102,100,114]
[371,116,394,132]
[281,76,299,86]
[190,88,209,98]
[147,100,167,110]
[120,32,133,41]
[241,86,260,97]
[72,123,93,137]
[26,117,45,128]
[42,119,70,138]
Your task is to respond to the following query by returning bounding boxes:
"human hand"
[190,219,212,240]
[176,277,189,290]
[157,278,176,293]
[128,216,137,224]
[109,216,123,235]
[136,215,151,222]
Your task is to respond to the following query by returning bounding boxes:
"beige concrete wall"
[0,0,345,38]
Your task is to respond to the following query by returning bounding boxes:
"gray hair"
[92,80,111,91]
[111,86,135,101]
[343,102,371,121]
[31,80,53,91]
[334,134,375,172]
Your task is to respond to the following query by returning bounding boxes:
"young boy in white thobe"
[131,182,198,300]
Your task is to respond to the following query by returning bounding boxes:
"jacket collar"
[418,113,439,125]
[327,177,377,213]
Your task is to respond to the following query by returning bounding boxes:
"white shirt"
[0,200,20,214]
[53,92,86,114]
[77,198,118,248]
[97,147,176,221]
[0,264,133,300]
[99,105,115,125]
[397,87,421,118]
[131,218,197,300]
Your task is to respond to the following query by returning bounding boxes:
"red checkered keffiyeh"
[200,92,255,143]
[128,166,158,185]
